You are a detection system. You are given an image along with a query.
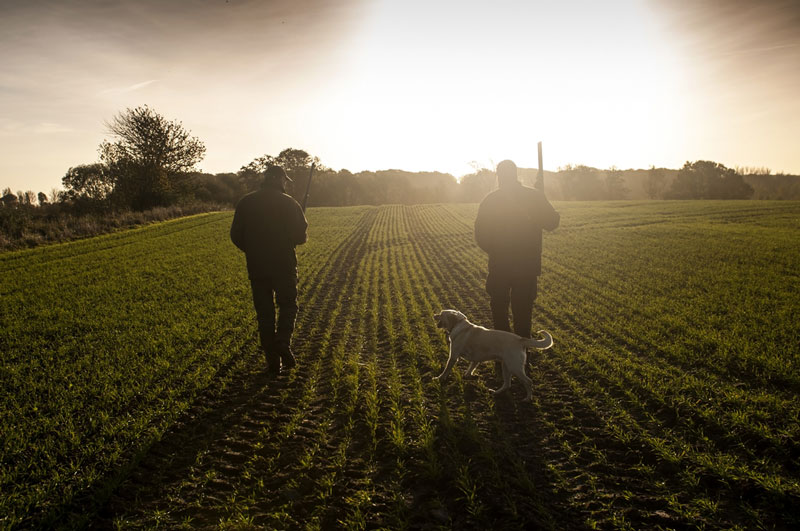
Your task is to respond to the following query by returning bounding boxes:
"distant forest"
[2,105,799,250]
[5,161,799,210]
[4,158,798,251]
[189,160,800,206]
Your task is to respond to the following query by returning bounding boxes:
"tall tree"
[100,106,206,210]
[1,189,17,207]
[62,163,114,203]
[645,166,667,199]
[667,160,754,199]
[49,189,64,204]
[459,169,496,202]
[559,165,604,200]
[239,148,320,200]
[604,166,629,200]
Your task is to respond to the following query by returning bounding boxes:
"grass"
[2,201,799,529]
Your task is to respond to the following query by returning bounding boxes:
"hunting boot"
[277,340,296,370]
[263,338,281,375]
[266,351,281,375]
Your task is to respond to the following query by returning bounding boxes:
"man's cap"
[497,159,517,176]
[264,165,292,182]
[496,159,518,183]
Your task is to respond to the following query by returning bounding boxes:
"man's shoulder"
[481,184,541,204]
[514,185,548,205]
[234,191,258,210]
[237,189,300,206]
[280,191,301,204]
[479,188,502,205]
[519,184,542,196]
[274,191,303,212]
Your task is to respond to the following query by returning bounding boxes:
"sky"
[1,0,799,194]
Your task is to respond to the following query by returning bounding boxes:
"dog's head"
[434,309,468,333]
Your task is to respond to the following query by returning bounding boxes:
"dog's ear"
[441,311,457,330]
[434,311,444,328]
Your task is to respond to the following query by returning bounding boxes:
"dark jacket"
[230,186,308,279]
[474,182,559,276]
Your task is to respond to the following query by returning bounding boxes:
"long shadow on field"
[92,349,293,527]
[532,307,800,529]
[93,209,379,528]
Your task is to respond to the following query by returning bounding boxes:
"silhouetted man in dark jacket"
[475,160,559,338]
[231,165,308,374]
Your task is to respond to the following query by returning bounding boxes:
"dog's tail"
[521,330,553,350]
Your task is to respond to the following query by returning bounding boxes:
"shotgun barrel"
[536,141,544,191]
[302,163,315,212]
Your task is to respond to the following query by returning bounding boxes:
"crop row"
[4,202,798,529]
[0,209,366,528]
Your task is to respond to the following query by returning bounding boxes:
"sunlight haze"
[1,0,798,193]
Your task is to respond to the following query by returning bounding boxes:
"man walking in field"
[231,165,308,374]
[474,159,559,338]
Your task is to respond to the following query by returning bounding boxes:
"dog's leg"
[492,362,512,395]
[435,348,460,382]
[508,352,534,400]
[464,361,479,378]
[512,365,534,400]
[520,373,534,400]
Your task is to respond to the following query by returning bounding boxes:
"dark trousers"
[250,270,298,361]
[486,269,538,338]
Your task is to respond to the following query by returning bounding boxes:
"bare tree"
[100,105,206,209]
[49,188,64,203]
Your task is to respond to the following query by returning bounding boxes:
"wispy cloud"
[0,119,73,136]
[717,42,800,58]
[32,122,74,134]
[97,79,157,96]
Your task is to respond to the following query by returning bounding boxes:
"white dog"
[433,309,553,400]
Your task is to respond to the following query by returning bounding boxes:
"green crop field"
[2,201,799,529]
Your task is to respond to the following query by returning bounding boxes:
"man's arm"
[534,191,560,231]
[230,202,246,251]
[542,201,559,231]
[289,200,308,246]
[474,200,492,254]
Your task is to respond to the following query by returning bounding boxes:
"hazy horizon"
[2,0,799,194]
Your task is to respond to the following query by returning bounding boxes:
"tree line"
[5,160,798,211]
[3,106,799,250]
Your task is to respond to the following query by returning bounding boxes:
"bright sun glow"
[311,0,686,175]
[3,0,798,192]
